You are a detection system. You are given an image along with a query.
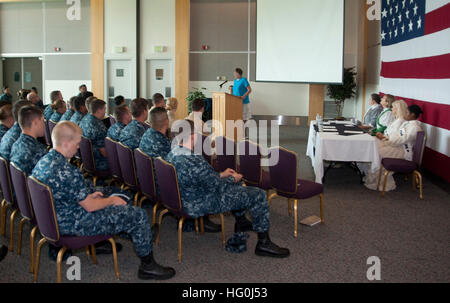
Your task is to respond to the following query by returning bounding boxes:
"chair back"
[105,137,122,181]
[237,140,262,185]
[43,120,52,147]
[10,163,34,221]
[116,142,139,188]
[48,120,57,136]
[413,131,427,167]
[27,176,59,243]
[79,136,96,174]
[214,136,236,172]
[109,115,116,126]
[268,147,298,194]
[154,158,183,215]
[0,156,14,205]
[144,122,151,130]
[134,149,156,201]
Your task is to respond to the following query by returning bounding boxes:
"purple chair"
[27,176,120,283]
[134,149,159,223]
[377,131,427,199]
[48,120,57,136]
[0,157,19,252]
[105,137,123,184]
[153,157,225,262]
[109,115,116,126]
[79,136,111,186]
[214,136,236,173]
[267,147,324,238]
[9,163,39,273]
[43,120,52,147]
[237,140,272,196]
[115,142,142,207]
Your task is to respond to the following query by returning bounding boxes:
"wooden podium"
[212,92,243,141]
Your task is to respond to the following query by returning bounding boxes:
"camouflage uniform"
[43,106,54,121]
[107,121,126,142]
[10,134,48,175]
[32,149,153,257]
[60,108,75,122]
[0,123,22,161]
[119,119,146,150]
[49,111,63,123]
[166,146,270,232]
[139,128,172,159]
[70,111,86,126]
[79,113,109,171]
[0,124,10,142]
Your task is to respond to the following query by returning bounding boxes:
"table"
[306,121,380,184]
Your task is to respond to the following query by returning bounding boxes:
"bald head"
[52,121,82,149]
[27,92,39,104]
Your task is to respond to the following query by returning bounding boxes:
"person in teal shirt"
[232,68,253,121]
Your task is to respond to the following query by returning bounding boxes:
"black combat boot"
[203,216,221,233]
[234,215,253,233]
[138,252,176,280]
[255,231,290,258]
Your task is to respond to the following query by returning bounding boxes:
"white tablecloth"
[306,121,380,184]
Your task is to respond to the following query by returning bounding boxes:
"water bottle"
[317,114,324,132]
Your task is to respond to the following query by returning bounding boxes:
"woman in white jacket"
[365,103,423,191]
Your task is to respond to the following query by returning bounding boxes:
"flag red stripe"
[379,93,450,131]
[380,53,450,79]
[422,147,450,183]
[425,3,450,35]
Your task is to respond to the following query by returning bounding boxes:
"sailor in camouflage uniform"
[165,120,290,258]
[10,106,48,175]
[119,98,149,150]
[107,104,132,141]
[60,96,76,122]
[0,104,14,141]
[0,100,31,161]
[70,96,88,126]
[49,99,67,123]
[31,121,175,280]
[79,99,109,171]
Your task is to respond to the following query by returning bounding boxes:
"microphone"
[219,80,228,89]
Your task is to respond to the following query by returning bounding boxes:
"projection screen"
[256,0,345,84]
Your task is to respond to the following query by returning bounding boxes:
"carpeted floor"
[0,124,448,283]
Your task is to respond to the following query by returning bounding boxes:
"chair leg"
[288,199,292,217]
[377,167,383,191]
[412,173,416,191]
[8,209,19,252]
[267,193,277,207]
[91,244,97,265]
[34,238,47,282]
[133,192,140,207]
[0,200,4,236]
[92,176,98,187]
[152,202,160,224]
[138,196,146,208]
[200,217,205,235]
[108,238,120,280]
[414,171,423,200]
[30,226,38,274]
[1,201,9,237]
[220,214,225,248]
[382,170,390,197]
[155,209,169,245]
[294,200,298,238]
[17,218,27,255]
[86,246,91,259]
[195,218,199,233]
[178,217,185,262]
[56,246,68,283]
[319,194,325,224]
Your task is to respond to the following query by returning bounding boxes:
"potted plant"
[326,67,357,120]
[186,87,207,114]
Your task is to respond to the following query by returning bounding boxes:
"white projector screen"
[256,0,345,84]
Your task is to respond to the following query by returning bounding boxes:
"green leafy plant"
[327,67,357,119]
[186,88,207,114]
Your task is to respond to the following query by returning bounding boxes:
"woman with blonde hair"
[166,97,178,128]
[379,99,408,139]
[49,99,67,122]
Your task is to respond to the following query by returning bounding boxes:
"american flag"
[380,0,450,182]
